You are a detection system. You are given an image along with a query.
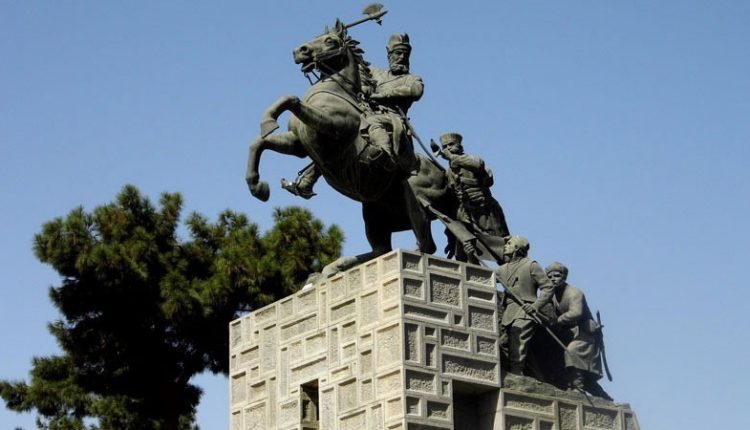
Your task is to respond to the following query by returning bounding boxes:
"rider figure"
[282,33,424,199]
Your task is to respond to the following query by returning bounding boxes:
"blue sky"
[1,1,748,429]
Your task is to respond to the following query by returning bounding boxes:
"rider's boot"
[368,125,397,172]
[281,165,320,199]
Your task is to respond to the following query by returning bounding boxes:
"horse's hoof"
[322,256,360,278]
[260,119,280,138]
[250,180,270,202]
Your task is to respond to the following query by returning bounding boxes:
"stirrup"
[281,178,316,200]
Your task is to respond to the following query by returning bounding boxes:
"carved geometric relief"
[426,401,450,420]
[504,393,554,415]
[320,388,335,430]
[468,306,495,332]
[386,396,403,420]
[244,403,265,430]
[442,355,497,382]
[339,378,358,411]
[377,370,402,397]
[441,329,470,350]
[330,275,346,300]
[290,356,327,384]
[427,257,461,273]
[405,323,420,362]
[402,252,423,272]
[559,404,579,430]
[305,332,326,355]
[430,274,462,307]
[505,415,534,430]
[231,321,242,348]
[404,304,449,323]
[406,369,435,394]
[383,278,400,301]
[260,325,277,373]
[466,266,493,286]
[231,410,242,430]
[476,337,496,355]
[341,410,366,430]
[331,299,356,322]
[278,399,298,428]
[467,288,496,302]
[254,305,277,325]
[346,267,362,294]
[370,404,384,430]
[231,373,246,404]
[583,406,619,429]
[376,323,401,368]
[297,289,317,312]
[361,292,379,326]
[404,277,424,299]
[406,396,421,416]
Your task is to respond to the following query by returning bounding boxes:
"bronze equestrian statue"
[245,19,456,274]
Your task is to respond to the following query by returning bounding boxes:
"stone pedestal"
[229,250,639,430]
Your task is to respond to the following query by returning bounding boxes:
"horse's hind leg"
[402,182,437,255]
[319,203,393,277]
[362,202,394,258]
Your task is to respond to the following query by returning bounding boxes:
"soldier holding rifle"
[495,236,554,375]
[432,132,510,263]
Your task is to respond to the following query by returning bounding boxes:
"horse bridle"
[308,58,370,111]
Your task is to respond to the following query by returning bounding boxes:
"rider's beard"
[389,61,409,75]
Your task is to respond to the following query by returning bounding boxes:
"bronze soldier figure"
[435,132,510,263]
[282,33,424,198]
[496,236,554,375]
[545,262,611,399]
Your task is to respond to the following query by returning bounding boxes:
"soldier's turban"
[545,262,569,277]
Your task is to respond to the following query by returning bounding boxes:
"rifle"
[497,281,591,372]
[394,108,443,170]
[416,196,505,264]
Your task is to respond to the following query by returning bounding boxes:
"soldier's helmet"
[439,132,463,148]
[387,33,411,53]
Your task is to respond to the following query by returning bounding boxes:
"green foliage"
[1,185,342,430]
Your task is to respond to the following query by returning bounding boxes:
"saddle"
[356,111,418,173]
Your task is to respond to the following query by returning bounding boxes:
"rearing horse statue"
[246,20,455,274]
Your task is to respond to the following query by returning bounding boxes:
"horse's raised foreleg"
[260,95,300,137]
[246,131,305,201]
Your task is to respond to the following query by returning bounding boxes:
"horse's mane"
[331,21,376,92]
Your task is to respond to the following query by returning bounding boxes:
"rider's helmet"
[387,33,411,53]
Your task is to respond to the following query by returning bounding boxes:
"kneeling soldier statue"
[546,262,612,399]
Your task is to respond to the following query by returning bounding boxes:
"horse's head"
[294,19,367,79]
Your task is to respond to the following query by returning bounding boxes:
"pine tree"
[1,185,343,430]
